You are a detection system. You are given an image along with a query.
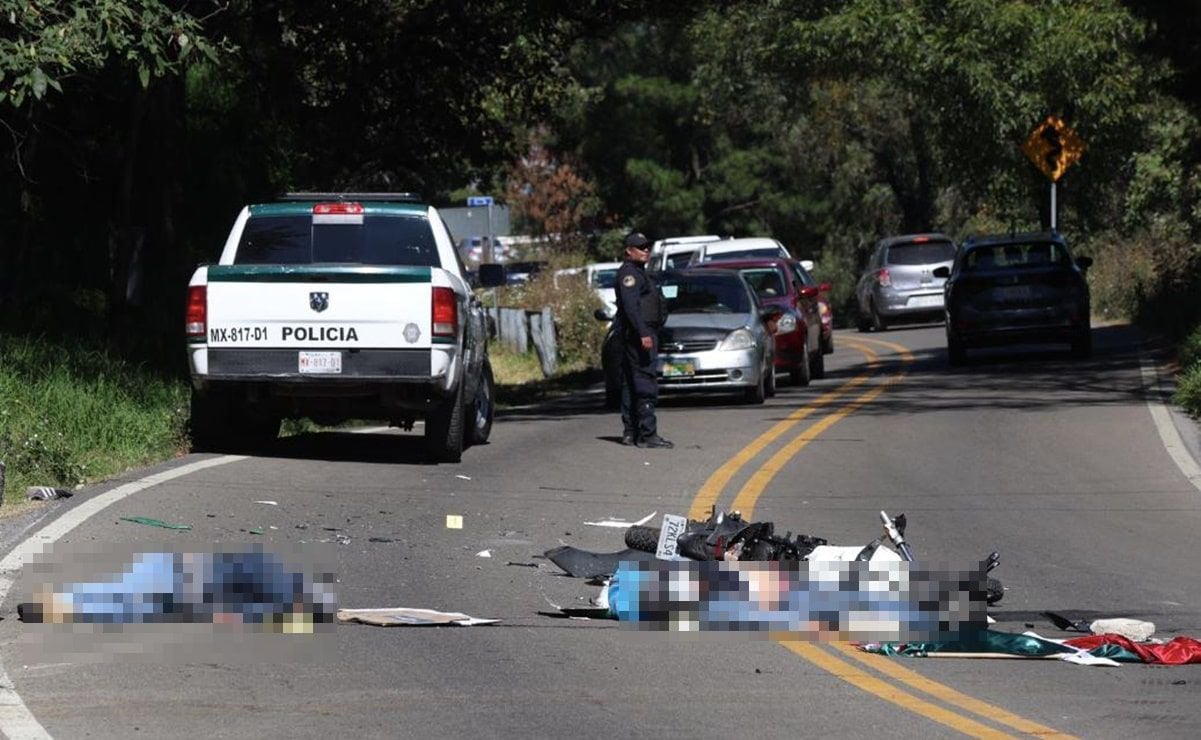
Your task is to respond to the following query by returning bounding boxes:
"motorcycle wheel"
[986,576,1004,605]
[624,525,661,553]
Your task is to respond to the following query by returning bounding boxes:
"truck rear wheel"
[190,389,278,453]
[466,361,495,446]
[189,389,227,452]
[425,383,465,463]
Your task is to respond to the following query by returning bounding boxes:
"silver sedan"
[656,270,777,404]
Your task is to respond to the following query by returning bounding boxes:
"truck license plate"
[299,351,342,374]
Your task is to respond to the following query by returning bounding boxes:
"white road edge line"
[1140,353,1201,492]
[0,455,247,740]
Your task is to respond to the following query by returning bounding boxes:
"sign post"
[1021,116,1086,231]
[467,196,496,262]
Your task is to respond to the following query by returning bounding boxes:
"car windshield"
[592,269,618,289]
[662,274,752,314]
[886,241,956,265]
[235,214,438,266]
[962,242,1070,271]
[737,268,787,298]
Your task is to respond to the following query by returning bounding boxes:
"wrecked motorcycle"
[620,509,1005,605]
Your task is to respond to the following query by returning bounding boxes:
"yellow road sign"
[1022,116,1086,182]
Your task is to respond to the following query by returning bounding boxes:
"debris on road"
[119,516,192,531]
[26,486,71,501]
[337,607,498,627]
[583,511,657,528]
[506,561,538,568]
[476,549,492,557]
[455,475,472,481]
[446,515,463,529]
[1088,618,1155,642]
[255,500,278,506]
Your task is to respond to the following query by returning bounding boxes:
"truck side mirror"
[477,263,506,288]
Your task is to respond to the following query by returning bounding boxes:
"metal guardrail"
[487,306,557,377]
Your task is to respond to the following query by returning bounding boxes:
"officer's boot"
[635,400,672,449]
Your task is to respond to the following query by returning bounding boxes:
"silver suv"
[855,233,957,331]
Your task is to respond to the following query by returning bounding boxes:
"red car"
[695,258,826,385]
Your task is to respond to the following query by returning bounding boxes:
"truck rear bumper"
[201,347,435,378]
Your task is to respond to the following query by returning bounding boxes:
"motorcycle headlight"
[717,328,755,351]
[774,313,797,334]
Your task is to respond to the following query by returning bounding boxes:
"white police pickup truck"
[185,193,504,462]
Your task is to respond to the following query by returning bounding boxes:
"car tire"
[745,370,767,404]
[809,346,825,380]
[1070,329,1092,359]
[765,363,777,398]
[870,301,888,332]
[425,383,465,463]
[466,361,495,446]
[790,336,812,387]
[856,306,871,333]
[947,336,966,366]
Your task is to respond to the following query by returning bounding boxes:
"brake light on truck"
[185,286,207,338]
[312,202,364,214]
[432,287,457,338]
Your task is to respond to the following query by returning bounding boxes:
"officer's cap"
[624,232,650,249]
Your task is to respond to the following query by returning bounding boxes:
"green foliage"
[0,0,224,106]
[1174,362,1201,419]
[0,334,188,505]
[499,254,607,370]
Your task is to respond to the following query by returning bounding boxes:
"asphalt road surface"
[3,322,1201,739]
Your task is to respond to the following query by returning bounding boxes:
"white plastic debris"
[583,511,657,528]
[255,500,278,505]
[456,475,472,481]
[337,607,499,627]
[476,549,492,558]
[1090,618,1155,642]
[446,515,463,529]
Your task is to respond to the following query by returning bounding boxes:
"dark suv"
[855,233,957,331]
[935,232,1092,364]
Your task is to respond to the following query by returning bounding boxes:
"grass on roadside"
[0,333,189,509]
[1175,325,1201,418]
[490,344,601,408]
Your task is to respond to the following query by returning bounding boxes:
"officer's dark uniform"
[614,234,670,448]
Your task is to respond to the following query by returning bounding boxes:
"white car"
[649,235,721,272]
[690,237,791,265]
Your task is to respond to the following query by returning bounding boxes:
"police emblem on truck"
[310,292,329,313]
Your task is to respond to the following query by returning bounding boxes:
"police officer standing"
[614,232,672,448]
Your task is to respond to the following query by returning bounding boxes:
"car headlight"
[717,328,755,351]
[774,313,797,334]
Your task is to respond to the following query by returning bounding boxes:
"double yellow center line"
[685,335,1071,739]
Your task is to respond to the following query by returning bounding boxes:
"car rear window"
[738,268,787,298]
[962,242,1071,271]
[234,214,439,266]
[661,274,752,314]
[664,251,697,270]
[885,241,956,265]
